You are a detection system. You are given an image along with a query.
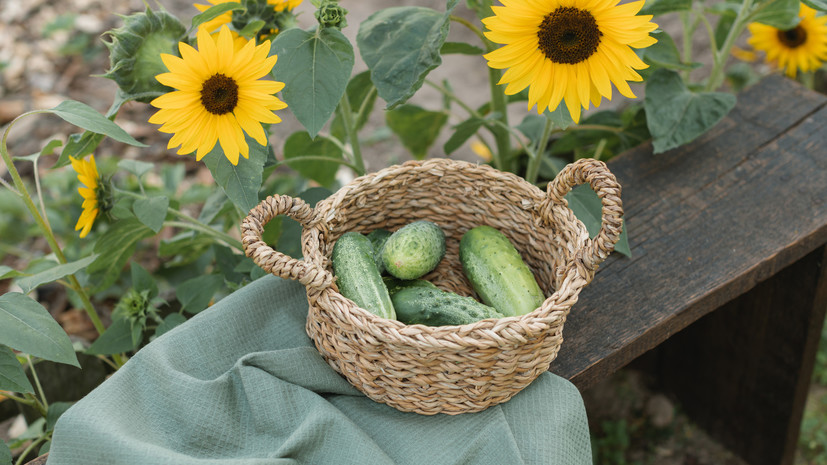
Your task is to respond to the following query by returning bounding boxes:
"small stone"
[646,393,675,428]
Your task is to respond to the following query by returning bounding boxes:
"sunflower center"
[201,74,239,115]
[777,26,807,48]
[538,7,602,65]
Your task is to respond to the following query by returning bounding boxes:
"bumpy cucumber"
[332,232,396,320]
[381,220,446,280]
[459,225,545,317]
[367,228,392,273]
[382,276,438,296]
[391,286,505,326]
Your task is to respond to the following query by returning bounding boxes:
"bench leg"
[653,245,827,465]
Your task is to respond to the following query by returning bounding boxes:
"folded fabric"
[48,275,592,465]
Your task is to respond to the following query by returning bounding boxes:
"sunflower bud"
[102,8,187,102]
[315,0,347,30]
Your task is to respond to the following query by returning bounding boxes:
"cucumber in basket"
[459,225,545,317]
[381,220,446,280]
[391,286,505,326]
[367,228,392,273]
[332,232,396,320]
[382,276,438,296]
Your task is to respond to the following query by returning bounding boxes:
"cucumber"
[391,286,505,326]
[382,276,438,296]
[332,231,396,320]
[381,220,446,280]
[459,225,545,317]
[367,228,392,273]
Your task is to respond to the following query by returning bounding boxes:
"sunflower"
[149,26,287,165]
[70,155,102,238]
[483,0,658,123]
[747,4,827,78]
[194,0,303,33]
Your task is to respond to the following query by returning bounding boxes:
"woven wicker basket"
[241,158,622,415]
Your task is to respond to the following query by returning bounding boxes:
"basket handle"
[546,158,624,271]
[241,195,334,288]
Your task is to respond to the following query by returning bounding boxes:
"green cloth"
[48,275,592,464]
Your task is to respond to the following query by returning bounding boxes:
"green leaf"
[198,189,231,225]
[545,104,575,130]
[644,69,736,154]
[271,27,355,137]
[130,262,158,299]
[802,0,827,12]
[15,139,62,163]
[330,71,378,141]
[88,218,155,290]
[85,317,141,355]
[57,131,105,168]
[566,185,631,257]
[751,0,801,29]
[239,19,266,38]
[154,313,187,338]
[0,344,34,393]
[386,104,449,159]
[46,401,73,432]
[0,293,79,367]
[357,0,459,109]
[444,117,486,155]
[133,196,169,233]
[1,440,11,465]
[191,2,242,29]
[282,132,343,187]
[640,0,692,15]
[440,41,484,55]
[641,31,702,73]
[201,136,268,213]
[118,159,155,179]
[48,101,145,147]
[0,266,24,280]
[16,255,98,295]
[177,274,225,314]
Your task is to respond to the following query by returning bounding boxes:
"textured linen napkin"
[47,275,592,465]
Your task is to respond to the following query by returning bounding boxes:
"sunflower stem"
[14,434,49,465]
[449,15,488,46]
[336,95,366,175]
[26,354,48,411]
[680,12,696,81]
[1,112,107,336]
[706,0,754,92]
[525,117,553,184]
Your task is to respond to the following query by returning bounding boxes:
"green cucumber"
[332,232,396,320]
[367,228,392,273]
[391,286,505,326]
[459,225,545,316]
[382,276,438,296]
[381,220,446,280]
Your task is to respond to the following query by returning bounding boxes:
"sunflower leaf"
[0,344,34,394]
[640,0,691,15]
[16,255,98,295]
[644,69,736,154]
[440,42,484,55]
[566,185,631,257]
[177,274,225,314]
[386,104,449,159]
[282,132,343,188]
[444,117,486,155]
[751,0,801,29]
[201,136,268,213]
[801,0,827,12]
[85,317,141,355]
[271,27,354,138]
[88,218,155,291]
[0,293,80,367]
[357,0,459,109]
[330,71,378,142]
[133,196,169,233]
[48,100,145,147]
[191,2,242,30]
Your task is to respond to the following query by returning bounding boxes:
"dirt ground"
[0,1,819,464]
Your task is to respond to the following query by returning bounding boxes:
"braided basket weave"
[241,158,622,415]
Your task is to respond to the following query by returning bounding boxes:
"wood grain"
[551,74,827,390]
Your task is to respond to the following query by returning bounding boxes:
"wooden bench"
[551,74,827,465]
[23,75,826,465]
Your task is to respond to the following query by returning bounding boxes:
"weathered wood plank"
[655,245,827,465]
[551,75,827,389]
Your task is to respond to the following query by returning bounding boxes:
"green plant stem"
[275,155,362,174]
[2,392,34,405]
[336,95,366,175]
[424,80,480,117]
[26,355,48,412]
[525,117,553,184]
[800,71,816,90]
[680,12,695,81]
[449,15,487,45]
[0,112,106,335]
[14,435,48,465]
[113,188,243,251]
[486,66,510,172]
[706,0,754,91]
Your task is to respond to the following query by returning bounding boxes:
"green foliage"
[385,104,449,160]
[200,136,269,213]
[0,293,79,367]
[282,132,344,187]
[798,394,827,464]
[0,345,34,393]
